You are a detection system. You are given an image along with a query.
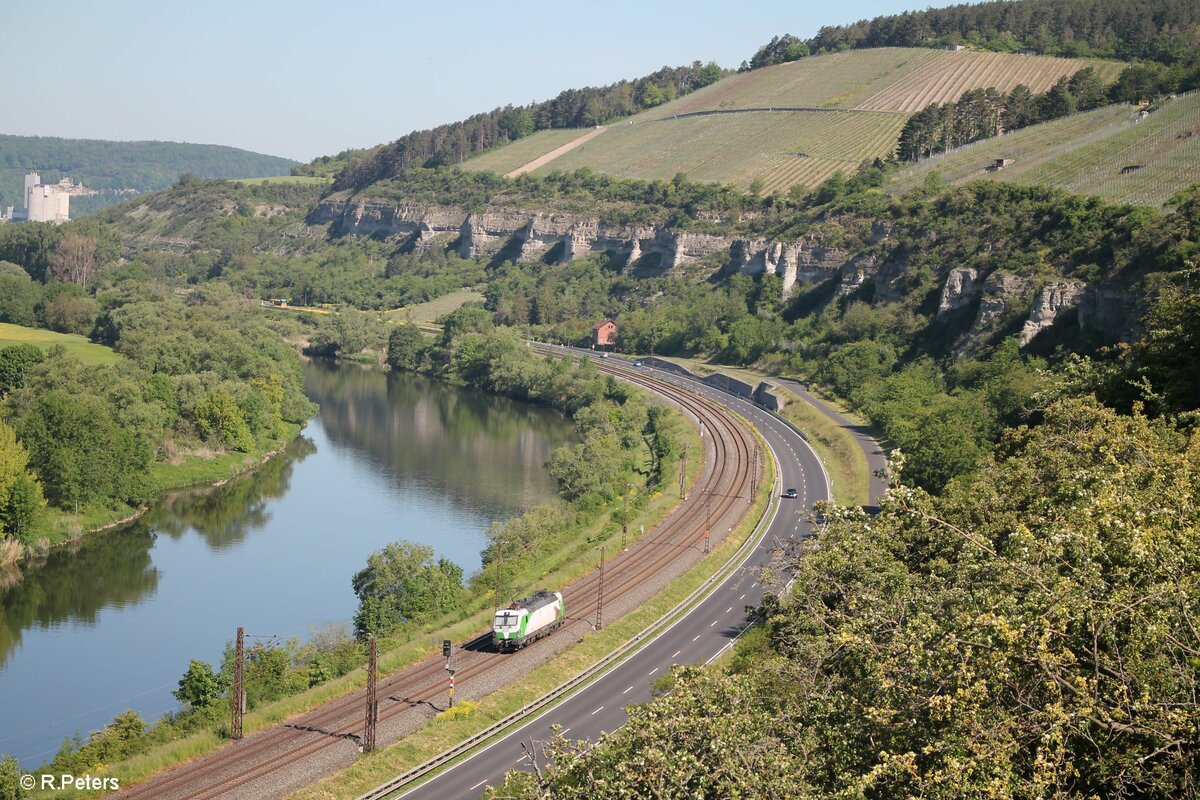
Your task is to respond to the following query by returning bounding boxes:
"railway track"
[114,363,759,800]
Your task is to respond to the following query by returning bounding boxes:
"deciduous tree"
[48,234,99,286]
[352,540,464,638]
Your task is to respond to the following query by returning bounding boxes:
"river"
[0,359,574,768]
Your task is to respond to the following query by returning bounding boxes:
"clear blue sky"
[1,1,941,161]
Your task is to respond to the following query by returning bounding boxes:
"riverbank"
[16,423,304,562]
[293,421,772,800]
[57,357,709,798]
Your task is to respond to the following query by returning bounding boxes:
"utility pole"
[496,540,507,608]
[364,637,378,753]
[751,446,758,499]
[622,485,631,551]
[231,626,244,740]
[443,639,455,709]
[596,545,605,631]
[700,491,710,554]
[679,445,687,499]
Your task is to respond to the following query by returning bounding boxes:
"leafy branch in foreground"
[494,398,1199,798]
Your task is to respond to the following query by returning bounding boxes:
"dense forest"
[0,134,295,217]
[328,62,725,191]
[749,0,1200,64]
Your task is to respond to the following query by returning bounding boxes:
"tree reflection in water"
[0,435,315,667]
[305,358,574,516]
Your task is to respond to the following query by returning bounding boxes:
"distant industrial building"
[2,172,74,223]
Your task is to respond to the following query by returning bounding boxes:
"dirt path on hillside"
[505,125,607,177]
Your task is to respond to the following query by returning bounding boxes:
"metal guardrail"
[354,392,780,800]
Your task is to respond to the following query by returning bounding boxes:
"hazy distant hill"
[0,134,296,217]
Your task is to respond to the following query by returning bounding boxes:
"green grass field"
[888,92,1200,206]
[384,289,484,324]
[0,322,121,364]
[461,48,1124,194]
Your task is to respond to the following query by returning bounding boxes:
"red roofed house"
[592,318,617,348]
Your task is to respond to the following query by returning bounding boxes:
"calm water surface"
[0,360,573,767]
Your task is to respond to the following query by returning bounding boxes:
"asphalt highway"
[396,353,846,799]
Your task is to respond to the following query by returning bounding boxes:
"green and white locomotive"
[493,590,565,652]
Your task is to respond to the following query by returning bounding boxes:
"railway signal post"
[444,639,454,708]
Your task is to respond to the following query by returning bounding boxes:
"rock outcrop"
[937,268,980,319]
[731,238,851,297]
[1020,281,1086,345]
[315,198,862,294]
[312,201,464,246]
[954,271,1034,355]
[313,196,1142,352]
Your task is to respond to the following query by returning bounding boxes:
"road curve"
[772,376,888,509]
[391,352,830,799]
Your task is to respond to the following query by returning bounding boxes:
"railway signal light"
[442,639,452,659]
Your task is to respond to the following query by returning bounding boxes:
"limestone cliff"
[313,198,849,286]
[1020,281,1087,345]
[313,196,1142,352]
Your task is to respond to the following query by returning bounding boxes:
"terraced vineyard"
[888,92,1200,206]
[644,48,1120,116]
[512,110,905,191]
[661,49,933,113]
[852,49,1123,112]
[462,47,1126,193]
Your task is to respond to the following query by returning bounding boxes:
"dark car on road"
[783,488,798,498]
